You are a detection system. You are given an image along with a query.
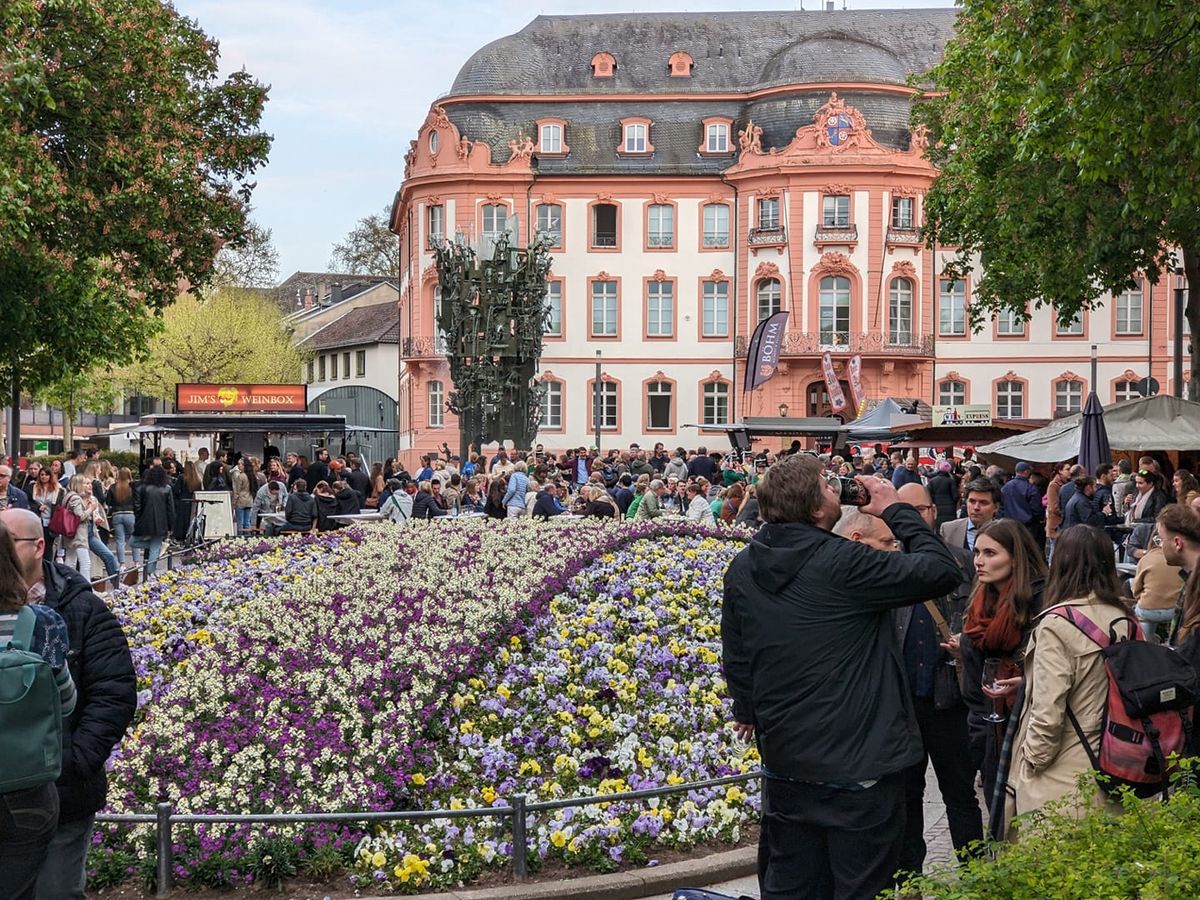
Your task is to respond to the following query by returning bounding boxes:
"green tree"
[119,289,307,402]
[33,370,123,452]
[916,0,1200,396]
[329,205,400,278]
[0,0,271,451]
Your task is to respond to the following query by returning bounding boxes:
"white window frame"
[702,203,729,248]
[996,380,1024,418]
[940,279,967,336]
[996,307,1025,336]
[757,197,779,230]
[539,380,562,429]
[428,380,444,427]
[1115,379,1140,402]
[482,203,508,241]
[703,382,729,426]
[540,123,562,154]
[1116,281,1144,335]
[591,281,618,336]
[1056,309,1084,336]
[647,281,673,336]
[890,196,914,229]
[702,281,729,337]
[889,278,913,345]
[706,123,729,152]
[756,279,781,323]
[819,276,851,347]
[544,281,562,337]
[1055,379,1083,415]
[624,123,647,153]
[647,204,674,248]
[939,380,966,406]
[646,381,673,430]
[427,204,444,245]
[597,381,618,429]
[536,203,562,247]
[822,194,850,228]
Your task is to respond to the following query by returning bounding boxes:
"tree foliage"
[0,0,271,397]
[917,0,1200,394]
[211,219,279,289]
[33,369,123,450]
[119,289,307,402]
[329,206,399,278]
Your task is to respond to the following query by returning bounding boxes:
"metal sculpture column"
[433,232,553,461]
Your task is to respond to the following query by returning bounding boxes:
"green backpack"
[0,606,64,792]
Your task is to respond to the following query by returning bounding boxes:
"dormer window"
[591,51,616,78]
[698,116,735,155]
[617,117,654,157]
[668,51,693,77]
[536,118,569,157]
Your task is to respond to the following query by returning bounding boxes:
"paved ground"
[647,762,989,899]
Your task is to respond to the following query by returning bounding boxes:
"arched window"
[889,278,913,346]
[819,276,851,347]
[756,278,781,323]
[433,286,447,353]
[1055,380,1083,417]
[996,380,1024,418]
[428,380,444,427]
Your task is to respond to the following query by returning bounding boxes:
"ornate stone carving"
[737,120,763,155]
[421,265,439,284]
[1059,370,1083,382]
[596,191,614,203]
[652,192,671,205]
[427,105,451,130]
[892,186,921,198]
[1122,368,1138,380]
[652,269,668,282]
[823,183,853,196]
[754,261,781,281]
[909,124,930,154]
[507,134,536,162]
[944,370,962,381]
[707,193,727,205]
[709,268,726,280]
[758,187,781,199]
[485,192,505,203]
[812,252,857,279]
[708,370,723,382]
[455,136,472,160]
[596,271,613,282]
[1004,370,1020,381]
[654,369,667,381]
[540,192,558,205]
[403,140,417,179]
[813,93,873,151]
[891,260,918,280]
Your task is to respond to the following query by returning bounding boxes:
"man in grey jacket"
[635,479,667,519]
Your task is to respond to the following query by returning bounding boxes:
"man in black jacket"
[722,454,960,900]
[2,508,136,900]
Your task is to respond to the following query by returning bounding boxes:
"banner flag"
[847,355,866,417]
[821,352,847,413]
[744,311,790,391]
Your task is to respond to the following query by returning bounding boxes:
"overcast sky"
[173,0,958,280]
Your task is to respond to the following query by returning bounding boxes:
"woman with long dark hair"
[1005,525,1132,832]
[133,464,175,580]
[959,518,1048,800]
[106,468,137,566]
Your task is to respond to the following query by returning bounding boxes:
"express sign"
[175,384,308,413]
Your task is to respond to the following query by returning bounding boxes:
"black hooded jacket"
[721,503,961,783]
[40,560,137,822]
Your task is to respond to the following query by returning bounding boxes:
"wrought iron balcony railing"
[814,222,858,244]
[734,331,934,359]
[886,226,922,245]
[748,225,786,246]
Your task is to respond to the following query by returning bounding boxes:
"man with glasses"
[0,463,30,510]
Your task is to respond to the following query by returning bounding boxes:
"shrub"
[898,766,1200,898]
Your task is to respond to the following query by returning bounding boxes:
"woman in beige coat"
[1007,525,1131,832]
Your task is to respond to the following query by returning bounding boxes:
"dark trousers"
[757,771,905,900]
[0,782,59,900]
[898,696,984,877]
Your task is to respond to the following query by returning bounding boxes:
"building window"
[591,281,618,336]
[428,380,444,427]
[758,197,779,229]
[544,281,562,336]
[819,276,851,347]
[591,203,617,248]
[647,280,673,336]
[997,307,1025,336]
[996,380,1024,418]
[427,204,444,245]
[1055,379,1083,416]
[1115,379,1140,402]
[647,203,674,248]
[703,382,729,426]
[702,281,729,337]
[889,278,913,345]
[343,352,350,379]
[1116,281,1144,335]
[624,123,647,153]
[355,350,366,377]
[433,286,448,353]
[591,51,616,78]
[822,194,850,228]
[939,380,966,406]
[307,359,314,383]
[891,197,914,229]
[540,123,562,154]
[702,203,729,248]
[706,123,729,152]
[428,132,439,155]
[540,381,562,429]
[1056,309,1084,335]
[939,279,967,336]
[318,355,326,381]
[596,381,618,429]
[647,381,673,429]
[536,204,562,247]
[757,279,782,323]
[330,354,338,381]
[482,203,508,241]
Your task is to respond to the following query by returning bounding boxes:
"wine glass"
[945,610,965,668]
[981,657,1007,723]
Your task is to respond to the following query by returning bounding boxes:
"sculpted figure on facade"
[737,120,763,155]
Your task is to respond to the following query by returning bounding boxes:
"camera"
[838,476,869,506]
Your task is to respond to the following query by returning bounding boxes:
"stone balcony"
[734,331,934,359]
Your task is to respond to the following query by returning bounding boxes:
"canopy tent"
[844,398,926,442]
[977,395,1200,464]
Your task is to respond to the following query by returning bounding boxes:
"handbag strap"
[923,600,954,643]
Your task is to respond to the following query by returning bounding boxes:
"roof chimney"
[303,291,314,310]
[331,282,344,305]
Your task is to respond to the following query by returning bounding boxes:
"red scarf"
[964,581,1025,716]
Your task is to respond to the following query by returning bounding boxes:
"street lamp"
[778,402,789,417]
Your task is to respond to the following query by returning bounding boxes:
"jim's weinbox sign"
[175,384,308,413]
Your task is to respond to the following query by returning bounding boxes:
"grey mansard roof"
[450,10,957,96]
[440,10,958,175]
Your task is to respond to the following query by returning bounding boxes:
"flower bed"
[92,520,755,892]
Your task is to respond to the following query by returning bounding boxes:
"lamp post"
[1174,271,1187,399]
[778,402,789,417]
[1090,344,1097,395]
[593,349,602,453]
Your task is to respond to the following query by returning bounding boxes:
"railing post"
[155,802,174,897]
[510,794,528,879]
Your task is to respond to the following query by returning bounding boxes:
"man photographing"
[721,453,961,900]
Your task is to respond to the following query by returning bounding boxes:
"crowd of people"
[722,448,1200,900]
